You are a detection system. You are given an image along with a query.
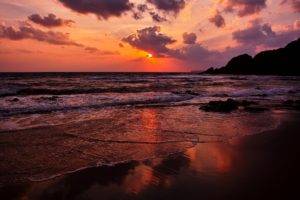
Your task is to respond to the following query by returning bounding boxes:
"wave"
[0,87,151,97]
[223,87,299,98]
[0,92,194,117]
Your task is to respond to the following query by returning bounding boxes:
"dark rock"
[201,38,300,76]
[200,99,239,113]
[255,93,268,97]
[244,106,269,113]
[40,96,59,101]
[255,86,262,90]
[288,90,296,94]
[204,67,215,74]
[239,100,257,107]
[283,100,294,105]
[229,77,248,81]
[9,98,19,102]
[172,90,199,96]
[282,100,300,110]
[212,94,229,97]
[185,90,199,96]
[200,99,259,113]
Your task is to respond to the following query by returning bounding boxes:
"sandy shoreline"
[0,111,299,199]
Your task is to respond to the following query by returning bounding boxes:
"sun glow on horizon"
[0,0,298,72]
[146,53,153,59]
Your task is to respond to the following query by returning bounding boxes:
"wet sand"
[1,111,299,200]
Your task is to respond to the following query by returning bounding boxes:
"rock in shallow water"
[200,99,239,113]
[200,99,259,113]
[243,106,269,113]
[8,98,19,102]
[282,100,300,110]
[172,90,199,96]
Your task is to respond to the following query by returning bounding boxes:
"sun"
[146,53,153,58]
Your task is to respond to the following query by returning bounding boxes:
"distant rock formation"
[202,38,300,75]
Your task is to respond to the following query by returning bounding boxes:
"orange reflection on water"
[120,109,159,194]
[122,165,154,194]
[186,143,233,173]
[140,109,159,142]
[141,109,158,129]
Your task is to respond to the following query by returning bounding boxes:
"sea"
[0,73,300,182]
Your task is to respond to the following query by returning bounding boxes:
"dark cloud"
[132,12,143,20]
[100,50,120,55]
[232,20,300,48]
[182,32,197,44]
[58,0,134,20]
[0,49,40,54]
[85,47,119,55]
[209,11,226,28]
[149,12,167,22]
[233,22,275,44]
[132,4,149,20]
[180,44,225,67]
[85,47,99,53]
[57,0,186,22]
[177,40,265,69]
[223,0,267,17]
[122,26,177,57]
[147,0,186,14]
[0,24,81,46]
[28,13,74,27]
[281,0,300,12]
[133,3,171,22]
[137,4,149,12]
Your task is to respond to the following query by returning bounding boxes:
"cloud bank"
[232,20,300,48]
[147,0,186,14]
[0,24,81,46]
[209,10,226,28]
[58,0,134,19]
[222,0,267,17]
[28,13,74,27]
[122,26,177,57]
[182,32,197,44]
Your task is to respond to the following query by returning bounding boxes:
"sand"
[0,112,299,200]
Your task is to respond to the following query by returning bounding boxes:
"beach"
[0,73,300,200]
[0,111,299,200]
[1,0,300,199]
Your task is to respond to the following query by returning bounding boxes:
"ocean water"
[0,73,299,183]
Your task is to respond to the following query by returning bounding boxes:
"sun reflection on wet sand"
[186,143,233,173]
[0,107,293,200]
[3,112,299,200]
[140,109,159,140]
[122,165,153,194]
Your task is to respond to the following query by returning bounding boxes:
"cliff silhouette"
[202,38,300,75]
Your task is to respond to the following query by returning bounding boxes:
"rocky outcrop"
[202,38,300,75]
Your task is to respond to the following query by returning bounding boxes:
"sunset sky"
[0,0,299,72]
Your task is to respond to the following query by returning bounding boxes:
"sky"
[0,0,299,72]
